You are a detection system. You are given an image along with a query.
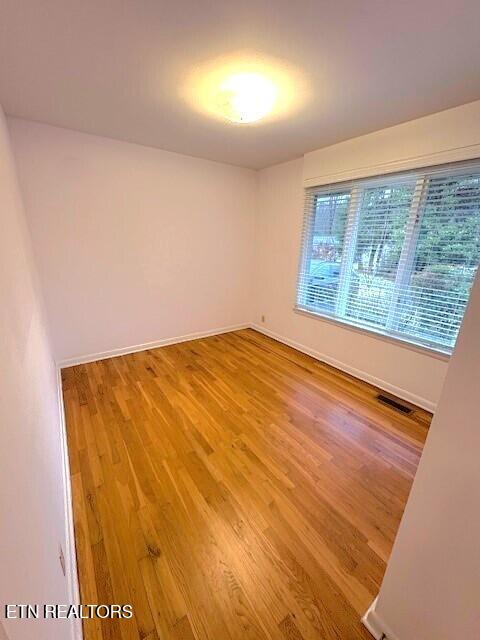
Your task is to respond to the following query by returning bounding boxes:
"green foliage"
[307,175,480,347]
[394,176,480,342]
[399,265,472,341]
[355,184,412,277]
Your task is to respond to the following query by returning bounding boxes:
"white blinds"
[296,160,480,353]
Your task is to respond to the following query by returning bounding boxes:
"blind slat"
[296,159,480,353]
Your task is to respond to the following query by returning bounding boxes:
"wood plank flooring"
[62,328,429,640]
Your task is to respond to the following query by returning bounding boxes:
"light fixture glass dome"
[216,72,278,124]
[182,53,308,126]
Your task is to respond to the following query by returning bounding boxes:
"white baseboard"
[56,367,83,640]
[57,322,435,412]
[57,323,250,368]
[362,598,383,638]
[250,324,436,413]
[362,598,399,640]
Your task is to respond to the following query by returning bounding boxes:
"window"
[296,161,480,353]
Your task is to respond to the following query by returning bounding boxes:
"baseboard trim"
[250,324,436,413]
[362,598,383,639]
[58,322,436,412]
[57,323,250,368]
[56,367,83,640]
[362,598,400,640]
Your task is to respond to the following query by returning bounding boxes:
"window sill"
[293,307,451,362]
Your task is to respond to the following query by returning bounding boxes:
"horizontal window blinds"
[296,160,480,353]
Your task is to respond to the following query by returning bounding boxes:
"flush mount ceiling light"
[216,72,278,124]
[183,53,307,126]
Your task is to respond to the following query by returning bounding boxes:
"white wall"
[3,91,480,640]
[254,100,480,411]
[0,106,72,639]
[8,102,480,406]
[366,269,480,640]
[304,100,480,186]
[255,158,448,411]
[8,118,257,363]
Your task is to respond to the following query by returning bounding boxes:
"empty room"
[1,2,479,639]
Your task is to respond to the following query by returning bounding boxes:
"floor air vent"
[376,394,413,415]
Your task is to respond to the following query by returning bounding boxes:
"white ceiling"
[1,0,480,169]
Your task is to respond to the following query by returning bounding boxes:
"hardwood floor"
[62,329,429,640]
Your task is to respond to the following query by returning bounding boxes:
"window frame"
[295,161,480,357]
